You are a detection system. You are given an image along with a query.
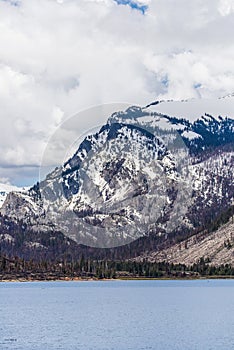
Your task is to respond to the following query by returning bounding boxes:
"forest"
[1,254,234,281]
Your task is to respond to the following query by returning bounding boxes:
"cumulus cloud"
[0,0,234,185]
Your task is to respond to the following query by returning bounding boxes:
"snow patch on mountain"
[181,130,201,140]
[146,96,234,121]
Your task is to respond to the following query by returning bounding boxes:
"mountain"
[0,97,234,256]
[0,183,26,208]
[1,122,181,248]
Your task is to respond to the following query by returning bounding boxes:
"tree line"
[1,254,234,281]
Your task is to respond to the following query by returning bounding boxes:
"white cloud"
[0,0,234,185]
[218,0,234,15]
[0,177,11,185]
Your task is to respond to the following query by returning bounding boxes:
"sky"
[0,0,234,186]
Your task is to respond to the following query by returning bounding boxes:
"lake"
[0,280,234,350]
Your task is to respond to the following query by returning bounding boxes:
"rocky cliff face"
[1,99,234,249]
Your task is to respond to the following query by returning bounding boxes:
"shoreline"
[1,276,234,282]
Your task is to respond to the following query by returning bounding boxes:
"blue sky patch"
[114,0,148,14]
[194,83,202,89]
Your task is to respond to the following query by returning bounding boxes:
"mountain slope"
[133,217,234,266]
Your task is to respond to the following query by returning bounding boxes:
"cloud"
[0,0,234,185]
[0,177,11,185]
[218,0,234,15]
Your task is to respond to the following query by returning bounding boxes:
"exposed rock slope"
[134,218,234,266]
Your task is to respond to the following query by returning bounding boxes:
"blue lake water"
[0,279,234,350]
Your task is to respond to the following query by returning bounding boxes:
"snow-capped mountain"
[1,97,234,250]
[0,183,26,208]
[1,122,186,248]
